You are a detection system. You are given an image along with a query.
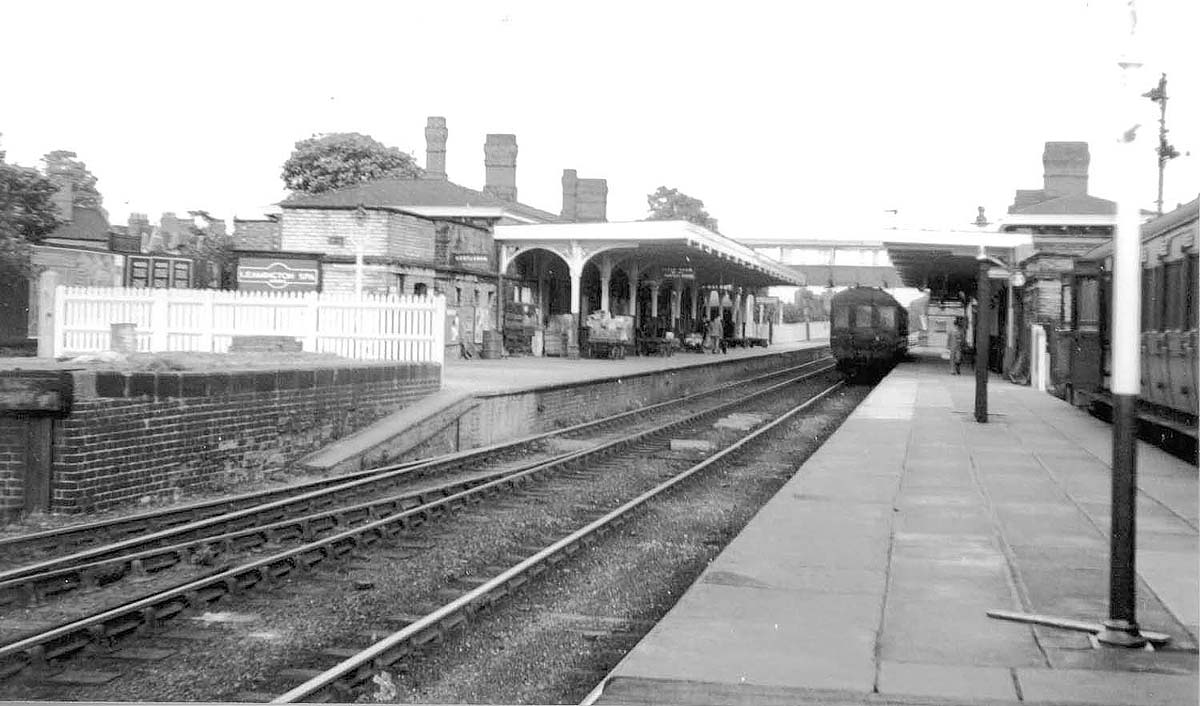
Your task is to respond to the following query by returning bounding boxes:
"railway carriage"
[1062,198,1198,432]
[829,287,909,378]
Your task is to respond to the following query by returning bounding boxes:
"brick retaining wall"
[1,363,440,518]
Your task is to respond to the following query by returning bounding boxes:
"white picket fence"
[46,285,446,364]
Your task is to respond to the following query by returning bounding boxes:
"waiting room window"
[414,282,428,296]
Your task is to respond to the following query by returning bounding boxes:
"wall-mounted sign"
[453,253,491,266]
[237,256,320,291]
[663,267,695,279]
[757,296,781,306]
[126,256,193,288]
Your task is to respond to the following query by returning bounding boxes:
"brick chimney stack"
[1042,142,1089,199]
[560,168,608,222]
[483,134,518,202]
[425,116,448,180]
[50,179,74,222]
[561,169,578,220]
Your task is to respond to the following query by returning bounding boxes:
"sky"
[3,0,1197,239]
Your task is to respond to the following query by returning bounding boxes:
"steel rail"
[272,380,846,703]
[0,357,830,562]
[0,364,836,678]
[0,358,830,588]
[0,469,515,609]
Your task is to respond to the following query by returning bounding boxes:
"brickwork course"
[0,363,439,516]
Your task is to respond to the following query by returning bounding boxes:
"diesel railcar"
[829,287,909,378]
[1062,198,1197,439]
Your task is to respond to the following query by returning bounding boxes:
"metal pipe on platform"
[1099,10,1148,646]
[974,253,990,423]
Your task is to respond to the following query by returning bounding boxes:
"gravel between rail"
[0,373,865,702]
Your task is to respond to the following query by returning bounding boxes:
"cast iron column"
[974,257,990,423]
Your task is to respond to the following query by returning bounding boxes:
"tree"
[0,159,61,277]
[42,150,103,210]
[181,227,238,289]
[645,186,719,231]
[282,133,423,194]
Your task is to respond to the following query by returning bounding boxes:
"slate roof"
[1011,193,1117,216]
[281,178,558,223]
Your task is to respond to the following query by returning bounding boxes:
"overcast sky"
[3,0,1196,238]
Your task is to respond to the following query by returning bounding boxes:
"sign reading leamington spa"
[237,256,320,292]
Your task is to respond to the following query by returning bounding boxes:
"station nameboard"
[237,256,320,291]
[663,267,695,279]
[757,296,781,305]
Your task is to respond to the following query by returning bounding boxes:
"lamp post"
[1099,0,1149,648]
[974,245,990,423]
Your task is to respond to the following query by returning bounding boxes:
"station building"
[243,116,803,356]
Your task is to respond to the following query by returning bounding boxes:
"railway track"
[0,357,829,571]
[0,362,840,701]
[0,360,831,616]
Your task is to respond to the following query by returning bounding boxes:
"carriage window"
[834,307,850,328]
[855,305,873,328]
[1141,268,1157,329]
[878,306,895,328]
[1186,255,1198,329]
[1164,261,1183,329]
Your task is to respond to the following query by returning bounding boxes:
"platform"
[591,351,1199,706]
[442,341,826,396]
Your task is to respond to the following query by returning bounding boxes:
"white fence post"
[304,292,319,354]
[432,294,446,366]
[36,272,61,358]
[199,289,216,353]
[149,290,169,352]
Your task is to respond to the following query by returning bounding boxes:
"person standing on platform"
[705,315,722,354]
[947,316,965,374]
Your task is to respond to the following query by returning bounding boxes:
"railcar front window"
[878,306,895,328]
[834,307,850,328]
[856,305,873,328]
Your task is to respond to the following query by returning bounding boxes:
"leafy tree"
[282,133,423,194]
[0,159,61,277]
[42,150,102,210]
[181,228,238,289]
[645,186,719,231]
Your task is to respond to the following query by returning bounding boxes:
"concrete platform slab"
[1016,667,1198,705]
[877,661,1018,701]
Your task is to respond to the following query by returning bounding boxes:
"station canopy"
[882,228,1033,295]
[493,220,805,288]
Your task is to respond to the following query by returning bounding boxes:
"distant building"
[252,117,577,309]
[1001,142,1121,331]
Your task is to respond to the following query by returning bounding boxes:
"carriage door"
[1068,261,1104,405]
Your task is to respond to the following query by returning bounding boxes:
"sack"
[940,350,951,360]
